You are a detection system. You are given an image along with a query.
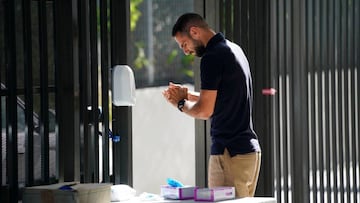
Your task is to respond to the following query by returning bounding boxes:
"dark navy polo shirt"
[200,33,261,156]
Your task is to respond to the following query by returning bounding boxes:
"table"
[119,197,276,203]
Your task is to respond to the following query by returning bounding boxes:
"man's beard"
[191,38,206,57]
[195,45,206,57]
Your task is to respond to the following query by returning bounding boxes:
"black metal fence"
[269,0,360,202]
[1,0,359,202]
[0,0,129,202]
[217,0,359,202]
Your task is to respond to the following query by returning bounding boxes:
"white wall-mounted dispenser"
[112,65,136,106]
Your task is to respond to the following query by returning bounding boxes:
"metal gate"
[0,0,132,202]
[214,0,359,202]
[1,0,359,202]
[269,0,360,202]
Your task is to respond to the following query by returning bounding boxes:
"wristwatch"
[177,99,186,112]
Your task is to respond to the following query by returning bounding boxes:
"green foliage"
[181,68,194,78]
[130,0,196,86]
[181,54,194,78]
[134,42,150,69]
[167,50,178,64]
[181,54,195,67]
[130,0,143,31]
[167,50,195,78]
[131,0,147,69]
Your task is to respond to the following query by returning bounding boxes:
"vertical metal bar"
[285,0,292,198]
[339,0,347,201]
[314,0,324,201]
[315,1,321,201]
[333,1,343,201]
[348,0,358,202]
[22,0,34,186]
[89,0,99,183]
[283,0,291,201]
[0,100,2,187]
[250,0,274,197]
[38,0,50,184]
[344,1,352,202]
[319,0,326,200]
[269,0,282,202]
[281,0,290,202]
[329,0,339,201]
[240,0,248,52]
[0,1,6,197]
[100,0,110,183]
[224,0,232,40]
[0,2,3,186]
[341,2,351,202]
[54,0,81,182]
[78,0,86,183]
[322,0,332,201]
[306,0,317,202]
[233,0,240,44]
[304,21,313,202]
[110,0,133,185]
[204,0,221,31]
[78,0,92,183]
[247,0,256,67]
[353,0,360,201]
[328,1,335,202]
[277,0,288,201]
[291,0,309,202]
[299,0,310,201]
[335,0,345,201]
[219,0,224,34]
[345,0,352,201]
[4,0,18,201]
[269,0,281,200]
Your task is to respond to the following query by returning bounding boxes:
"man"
[163,13,261,197]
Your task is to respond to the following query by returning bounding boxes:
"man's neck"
[202,29,216,47]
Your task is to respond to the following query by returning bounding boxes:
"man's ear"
[189,27,200,39]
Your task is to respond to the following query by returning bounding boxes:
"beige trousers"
[208,149,261,198]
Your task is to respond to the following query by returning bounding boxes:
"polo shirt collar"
[206,33,225,49]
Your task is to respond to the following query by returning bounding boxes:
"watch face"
[177,99,185,112]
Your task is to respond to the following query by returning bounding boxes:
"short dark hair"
[172,13,208,36]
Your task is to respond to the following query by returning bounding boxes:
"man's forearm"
[181,99,210,120]
[187,90,200,101]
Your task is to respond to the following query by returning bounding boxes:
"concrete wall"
[132,85,195,195]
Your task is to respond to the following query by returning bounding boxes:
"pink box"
[194,187,235,202]
[160,185,197,200]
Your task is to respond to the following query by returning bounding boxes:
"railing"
[0,0,122,202]
[270,0,360,202]
[217,0,359,202]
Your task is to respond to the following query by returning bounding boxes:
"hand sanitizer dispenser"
[112,65,136,106]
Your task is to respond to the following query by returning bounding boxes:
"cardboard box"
[23,182,112,203]
[194,187,235,202]
[160,185,197,200]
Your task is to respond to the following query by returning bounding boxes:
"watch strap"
[177,99,186,112]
